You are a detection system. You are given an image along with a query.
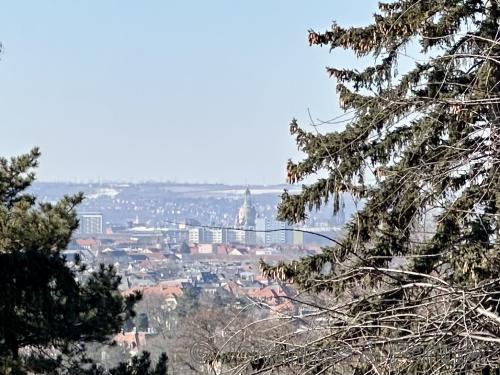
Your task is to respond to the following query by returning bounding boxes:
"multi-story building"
[78,213,103,235]
[255,218,267,245]
[255,217,292,246]
[188,227,230,245]
[163,228,188,244]
[188,228,204,244]
[204,228,228,244]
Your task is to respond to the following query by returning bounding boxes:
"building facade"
[255,217,292,246]
[78,213,103,235]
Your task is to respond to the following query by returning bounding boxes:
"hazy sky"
[0,1,375,184]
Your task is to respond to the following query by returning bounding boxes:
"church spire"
[244,187,252,205]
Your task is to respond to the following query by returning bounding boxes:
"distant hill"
[30,182,360,226]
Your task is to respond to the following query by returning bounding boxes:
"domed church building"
[234,188,257,245]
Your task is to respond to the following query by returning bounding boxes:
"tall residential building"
[205,228,228,244]
[188,227,229,244]
[78,213,103,235]
[188,228,204,244]
[255,218,267,245]
[255,217,292,246]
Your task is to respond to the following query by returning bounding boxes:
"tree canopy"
[0,149,166,374]
[255,0,500,373]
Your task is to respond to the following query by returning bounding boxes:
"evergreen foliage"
[174,287,201,318]
[179,241,190,254]
[137,313,149,332]
[258,1,500,373]
[82,352,168,375]
[0,149,166,374]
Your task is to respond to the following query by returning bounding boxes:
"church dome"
[236,188,256,228]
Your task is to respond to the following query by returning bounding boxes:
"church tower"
[234,188,257,245]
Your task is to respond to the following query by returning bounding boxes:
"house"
[100,249,131,263]
[224,280,244,297]
[62,248,95,264]
[75,238,101,250]
[229,248,248,256]
[145,252,166,262]
[129,254,148,263]
[255,248,280,256]
[200,271,219,284]
[124,284,183,310]
[239,271,255,282]
[217,244,230,255]
[247,285,293,307]
[113,331,147,352]
[198,244,217,254]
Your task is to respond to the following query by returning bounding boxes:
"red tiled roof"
[124,285,183,299]
[248,286,288,301]
[145,253,166,261]
[76,238,100,247]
